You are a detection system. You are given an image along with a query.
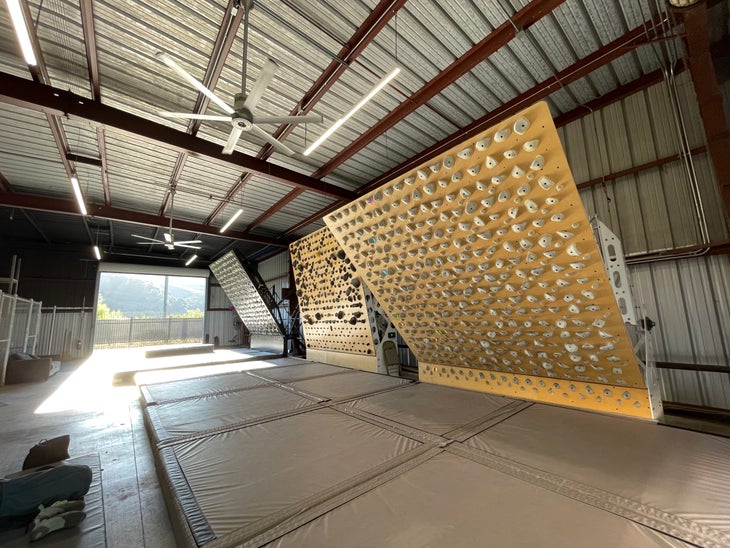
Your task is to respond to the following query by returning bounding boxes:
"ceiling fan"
[132,190,202,250]
[157,0,321,156]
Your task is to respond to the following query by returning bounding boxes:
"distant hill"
[99,273,205,318]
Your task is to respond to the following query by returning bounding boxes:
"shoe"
[36,499,86,520]
[29,510,87,542]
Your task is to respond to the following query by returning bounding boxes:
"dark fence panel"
[94,318,203,348]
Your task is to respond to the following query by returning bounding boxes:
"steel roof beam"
[682,3,730,227]
[283,14,670,236]
[0,72,356,201]
[160,2,245,217]
[79,0,112,207]
[0,192,286,247]
[358,15,666,194]
[204,0,408,227]
[312,0,567,179]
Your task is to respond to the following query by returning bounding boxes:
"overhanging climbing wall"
[324,101,653,418]
[209,251,284,350]
[290,227,378,371]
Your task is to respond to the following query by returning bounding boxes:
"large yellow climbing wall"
[290,227,378,371]
[324,101,653,418]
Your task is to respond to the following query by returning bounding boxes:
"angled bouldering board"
[323,102,653,418]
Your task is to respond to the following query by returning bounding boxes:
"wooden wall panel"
[290,227,377,370]
[323,101,652,418]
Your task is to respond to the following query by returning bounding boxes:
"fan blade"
[249,124,295,156]
[159,112,231,121]
[157,52,235,115]
[243,59,278,112]
[175,243,202,250]
[175,240,203,245]
[135,241,165,245]
[132,234,165,243]
[222,126,244,155]
[253,114,323,125]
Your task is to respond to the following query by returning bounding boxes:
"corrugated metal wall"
[560,72,730,409]
[630,255,730,408]
[36,307,94,359]
[561,71,727,255]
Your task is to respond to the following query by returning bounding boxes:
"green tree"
[97,296,126,319]
[169,308,204,319]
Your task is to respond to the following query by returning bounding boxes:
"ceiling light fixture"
[5,0,36,66]
[304,67,401,156]
[185,254,198,266]
[93,246,101,261]
[219,208,243,233]
[70,175,88,215]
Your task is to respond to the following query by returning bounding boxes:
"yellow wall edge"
[419,363,654,419]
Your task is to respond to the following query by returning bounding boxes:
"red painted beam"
[312,0,567,179]
[682,3,730,227]
[205,0,409,227]
[243,188,304,233]
[554,68,671,128]
[79,0,101,101]
[576,146,706,190]
[160,3,246,217]
[358,15,665,195]
[0,72,356,201]
[0,192,286,246]
[281,14,670,237]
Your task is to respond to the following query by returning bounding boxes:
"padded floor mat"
[0,453,106,547]
[161,408,421,542]
[140,371,269,406]
[263,452,690,548]
[346,383,521,436]
[253,362,352,382]
[287,371,411,401]
[466,404,730,534]
[146,385,318,444]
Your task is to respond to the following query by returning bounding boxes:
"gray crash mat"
[252,361,353,383]
[262,451,690,548]
[158,408,421,545]
[139,371,269,406]
[466,403,730,535]
[145,385,319,444]
[286,370,411,401]
[0,453,105,547]
[346,382,523,437]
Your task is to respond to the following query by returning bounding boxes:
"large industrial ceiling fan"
[132,190,201,250]
[157,0,321,156]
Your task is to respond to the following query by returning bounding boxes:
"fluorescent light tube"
[185,254,198,266]
[93,246,101,260]
[6,0,36,66]
[219,208,243,233]
[70,176,88,215]
[304,67,400,156]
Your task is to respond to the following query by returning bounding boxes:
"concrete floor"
[0,356,175,546]
[0,347,289,547]
[2,349,726,547]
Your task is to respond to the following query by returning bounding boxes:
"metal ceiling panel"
[102,132,175,214]
[0,104,69,196]
[0,8,35,78]
[29,0,90,97]
[277,192,334,221]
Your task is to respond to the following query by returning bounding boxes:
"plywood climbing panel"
[323,101,651,418]
[290,227,378,370]
[209,251,283,336]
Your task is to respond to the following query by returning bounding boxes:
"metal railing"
[94,318,203,348]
